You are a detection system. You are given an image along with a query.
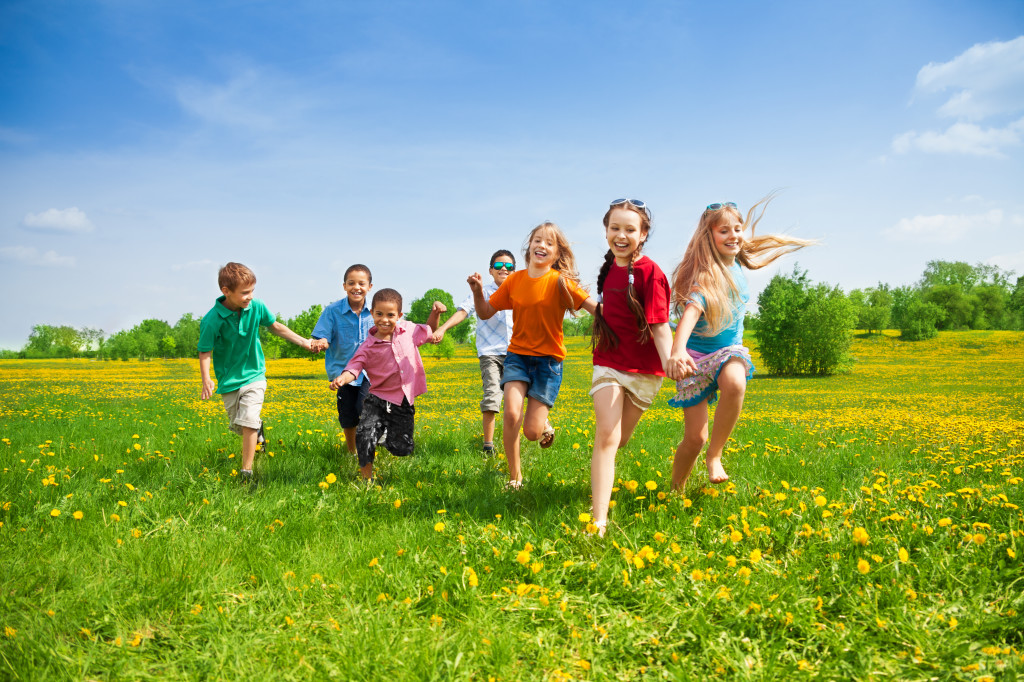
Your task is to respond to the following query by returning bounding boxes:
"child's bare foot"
[706,456,729,484]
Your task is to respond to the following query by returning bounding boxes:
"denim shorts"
[500,351,563,408]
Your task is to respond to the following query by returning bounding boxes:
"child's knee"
[682,429,707,450]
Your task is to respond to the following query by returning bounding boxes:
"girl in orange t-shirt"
[469,221,596,489]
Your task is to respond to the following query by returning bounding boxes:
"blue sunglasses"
[706,202,738,211]
[610,198,652,221]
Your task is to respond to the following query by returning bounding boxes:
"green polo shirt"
[198,296,277,394]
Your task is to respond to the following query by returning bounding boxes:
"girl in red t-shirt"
[588,199,679,536]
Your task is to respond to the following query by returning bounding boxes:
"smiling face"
[526,227,559,271]
[711,213,744,263]
[605,207,647,266]
[489,255,515,285]
[221,283,255,311]
[343,269,372,311]
[371,300,402,340]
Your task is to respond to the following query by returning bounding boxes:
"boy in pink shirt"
[330,288,445,483]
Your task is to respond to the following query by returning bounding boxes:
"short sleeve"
[412,323,432,347]
[344,339,370,376]
[255,300,276,327]
[568,278,590,311]
[489,275,513,311]
[197,312,218,352]
[312,305,333,340]
[643,266,671,324]
[458,291,476,315]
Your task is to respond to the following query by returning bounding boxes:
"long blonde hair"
[671,194,814,335]
[524,221,585,312]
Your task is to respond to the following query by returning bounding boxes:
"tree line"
[5,261,1022,374]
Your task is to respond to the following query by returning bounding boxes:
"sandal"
[505,479,523,491]
[539,422,555,449]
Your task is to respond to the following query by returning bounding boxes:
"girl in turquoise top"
[666,196,813,490]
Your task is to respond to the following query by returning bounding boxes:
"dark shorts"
[337,381,370,429]
[356,394,415,467]
[500,351,563,408]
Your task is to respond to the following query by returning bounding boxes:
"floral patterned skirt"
[668,345,755,409]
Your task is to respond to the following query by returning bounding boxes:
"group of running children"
[198,196,812,536]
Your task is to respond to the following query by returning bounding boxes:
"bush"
[754,268,855,375]
[898,296,944,341]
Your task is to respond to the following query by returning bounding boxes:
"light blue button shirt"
[312,299,373,383]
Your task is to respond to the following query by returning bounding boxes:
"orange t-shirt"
[489,268,590,361]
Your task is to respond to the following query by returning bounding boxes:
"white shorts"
[221,380,266,435]
[589,366,663,410]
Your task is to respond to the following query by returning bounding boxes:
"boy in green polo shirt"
[199,262,313,484]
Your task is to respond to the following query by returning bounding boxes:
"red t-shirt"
[592,256,671,375]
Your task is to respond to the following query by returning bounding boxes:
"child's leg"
[382,399,416,457]
[344,427,358,454]
[356,396,386,480]
[591,385,626,529]
[482,411,497,445]
[240,426,259,471]
[338,382,369,455]
[521,400,551,442]
[671,401,709,491]
[704,359,748,484]
[502,381,528,483]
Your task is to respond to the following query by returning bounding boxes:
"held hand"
[430,329,446,344]
[432,301,447,315]
[467,272,483,292]
[310,338,328,353]
[201,378,215,400]
[301,337,313,352]
[328,376,343,391]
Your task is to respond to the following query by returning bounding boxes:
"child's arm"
[666,305,702,380]
[426,301,447,333]
[199,351,215,400]
[650,322,674,372]
[328,370,357,391]
[468,273,498,320]
[268,321,312,351]
[310,338,329,353]
[431,307,468,343]
[579,296,599,315]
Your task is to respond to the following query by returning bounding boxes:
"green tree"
[410,288,471,346]
[173,314,201,358]
[159,335,177,358]
[1009,275,1024,330]
[923,285,973,330]
[24,324,57,357]
[278,304,323,359]
[861,285,892,334]
[919,260,978,290]
[754,267,853,375]
[898,294,944,341]
[971,285,1008,330]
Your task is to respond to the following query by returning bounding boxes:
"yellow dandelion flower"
[110,513,120,522]
[318,481,329,490]
[325,473,337,484]
[50,509,60,517]
[530,562,543,574]
[516,550,530,565]
[1008,548,1016,559]
[434,522,445,532]
[191,605,202,615]
[973,533,985,545]
[645,481,657,491]
[393,499,401,509]
[73,511,83,520]
[749,548,762,563]
[906,588,917,600]
[368,557,379,567]
[730,530,743,543]
[898,547,909,562]
[948,617,958,629]
[814,495,827,507]
[578,512,591,523]
[857,559,870,574]
[852,527,869,545]
[937,518,952,527]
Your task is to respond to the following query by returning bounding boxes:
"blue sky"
[1,0,1023,349]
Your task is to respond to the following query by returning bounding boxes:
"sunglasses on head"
[610,198,652,221]
[492,262,515,271]
[706,202,738,211]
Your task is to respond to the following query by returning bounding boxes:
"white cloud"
[0,246,76,267]
[22,207,95,233]
[915,36,1024,121]
[892,118,1024,157]
[884,209,1005,243]
[986,250,1024,274]
[174,66,314,132]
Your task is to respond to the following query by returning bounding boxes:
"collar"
[215,295,250,318]
[368,323,406,341]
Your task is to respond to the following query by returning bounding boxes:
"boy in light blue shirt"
[432,249,515,455]
[310,264,374,455]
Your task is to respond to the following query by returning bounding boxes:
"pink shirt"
[344,319,432,405]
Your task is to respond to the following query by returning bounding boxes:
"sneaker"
[257,422,266,444]
[482,444,495,456]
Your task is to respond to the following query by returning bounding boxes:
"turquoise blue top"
[312,298,373,383]
[198,297,276,394]
[686,262,748,354]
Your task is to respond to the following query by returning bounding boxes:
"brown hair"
[671,193,815,335]
[591,202,653,352]
[344,264,372,283]
[218,262,256,291]
[371,288,402,311]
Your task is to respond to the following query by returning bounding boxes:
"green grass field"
[1,331,1022,680]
